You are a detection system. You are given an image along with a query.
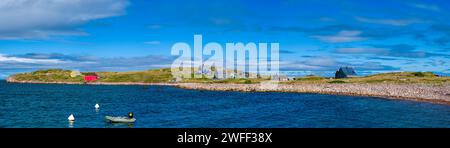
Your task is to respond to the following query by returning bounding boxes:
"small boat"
[105,116,136,123]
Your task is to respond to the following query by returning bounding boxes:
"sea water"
[0,81,449,128]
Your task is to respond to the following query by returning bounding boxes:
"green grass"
[97,69,172,83]
[286,72,449,85]
[12,69,84,82]
[10,69,449,85]
[287,75,327,84]
[295,75,326,81]
[10,68,266,84]
[346,72,446,84]
[11,68,173,83]
[328,80,346,84]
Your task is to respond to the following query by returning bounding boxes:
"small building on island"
[272,74,290,81]
[84,73,99,82]
[335,67,357,79]
[70,70,82,78]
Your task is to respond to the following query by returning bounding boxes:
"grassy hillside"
[10,68,267,84]
[288,72,449,85]
[96,69,172,83]
[11,69,84,82]
[11,69,173,83]
[9,69,450,85]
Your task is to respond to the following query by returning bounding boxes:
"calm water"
[0,81,449,128]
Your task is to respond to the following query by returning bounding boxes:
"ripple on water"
[0,81,449,128]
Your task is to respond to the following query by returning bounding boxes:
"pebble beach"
[177,83,450,104]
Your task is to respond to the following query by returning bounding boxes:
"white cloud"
[312,30,367,43]
[0,54,63,64]
[0,0,129,39]
[0,53,175,73]
[280,56,343,71]
[303,56,338,67]
[355,16,421,26]
[411,3,440,11]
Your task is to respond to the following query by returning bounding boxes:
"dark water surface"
[0,81,449,128]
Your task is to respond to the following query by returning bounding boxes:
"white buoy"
[95,103,100,109]
[68,114,75,121]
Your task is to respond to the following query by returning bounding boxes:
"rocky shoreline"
[5,77,177,86]
[177,83,450,105]
[6,77,450,105]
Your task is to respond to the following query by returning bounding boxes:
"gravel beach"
[177,83,450,104]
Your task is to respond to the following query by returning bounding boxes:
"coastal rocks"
[176,83,450,104]
[5,76,178,86]
[6,77,14,83]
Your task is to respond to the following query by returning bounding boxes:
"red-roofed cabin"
[84,73,99,82]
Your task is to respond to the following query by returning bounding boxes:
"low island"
[5,69,450,104]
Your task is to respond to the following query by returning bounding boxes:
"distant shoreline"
[5,77,450,105]
[4,77,178,86]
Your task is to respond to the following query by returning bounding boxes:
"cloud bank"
[0,53,174,76]
[0,0,129,39]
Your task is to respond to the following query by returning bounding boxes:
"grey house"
[335,67,357,78]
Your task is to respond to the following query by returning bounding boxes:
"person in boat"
[128,112,134,119]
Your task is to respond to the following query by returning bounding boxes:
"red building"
[84,73,99,82]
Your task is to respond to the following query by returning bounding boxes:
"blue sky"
[0,0,449,78]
